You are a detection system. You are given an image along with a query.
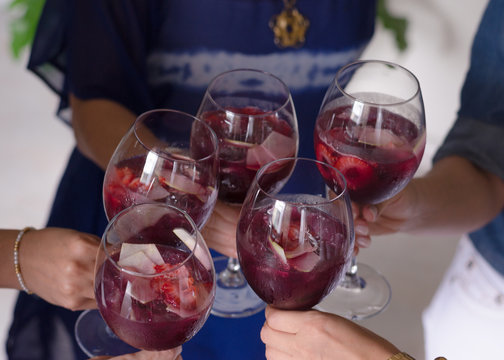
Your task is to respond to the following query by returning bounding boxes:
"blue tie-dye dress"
[8,1,376,359]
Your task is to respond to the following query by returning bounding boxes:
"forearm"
[70,95,137,171]
[404,156,504,234]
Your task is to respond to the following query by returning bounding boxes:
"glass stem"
[227,257,241,272]
[340,256,365,290]
[218,257,246,288]
[105,324,120,339]
[347,256,358,276]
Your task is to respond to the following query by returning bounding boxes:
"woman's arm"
[0,228,100,310]
[70,94,137,171]
[356,156,504,244]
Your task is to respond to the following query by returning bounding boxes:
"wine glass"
[76,202,215,356]
[313,59,426,319]
[237,157,354,310]
[197,68,299,317]
[75,109,219,355]
[103,108,219,228]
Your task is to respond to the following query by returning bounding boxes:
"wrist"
[387,352,446,360]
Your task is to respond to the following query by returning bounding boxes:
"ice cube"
[119,243,165,266]
[173,228,212,271]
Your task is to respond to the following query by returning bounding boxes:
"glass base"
[210,256,266,318]
[314,263,391,320]
[75,309,138,357]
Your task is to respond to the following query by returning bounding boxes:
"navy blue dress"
[8,1,376,359]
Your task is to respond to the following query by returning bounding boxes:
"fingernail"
[357,236,371,248]
[367,206,378,221]
[355,224,369,236]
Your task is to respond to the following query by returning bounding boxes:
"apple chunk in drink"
[200,106,297,204]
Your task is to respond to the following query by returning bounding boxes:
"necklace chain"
[283,0,296,10]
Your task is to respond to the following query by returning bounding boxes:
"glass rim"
[204,68,293,117]
[254,157,349,205]
[335,59,422,107]
[102,202,202,277]
[133,108,220,164]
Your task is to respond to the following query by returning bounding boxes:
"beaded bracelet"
[388,352,415,360]
[14,226,35,294]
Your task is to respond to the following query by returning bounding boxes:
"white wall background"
[0,0,489,359]
[0,1,74,359]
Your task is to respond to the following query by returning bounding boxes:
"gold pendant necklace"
[269,0,309,48]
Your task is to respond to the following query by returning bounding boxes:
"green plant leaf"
[7,0,45,59]
[377,0,409,51]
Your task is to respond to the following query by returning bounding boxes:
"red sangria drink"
[97,244,214,350]
[197,69,298,205]
[103,154,217,227]
[93,203,215,352]
[102,109,219,229]
[314,105,425,204]
[238,197,350,309]
[200,106,297,204]
[237,158,353,310]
